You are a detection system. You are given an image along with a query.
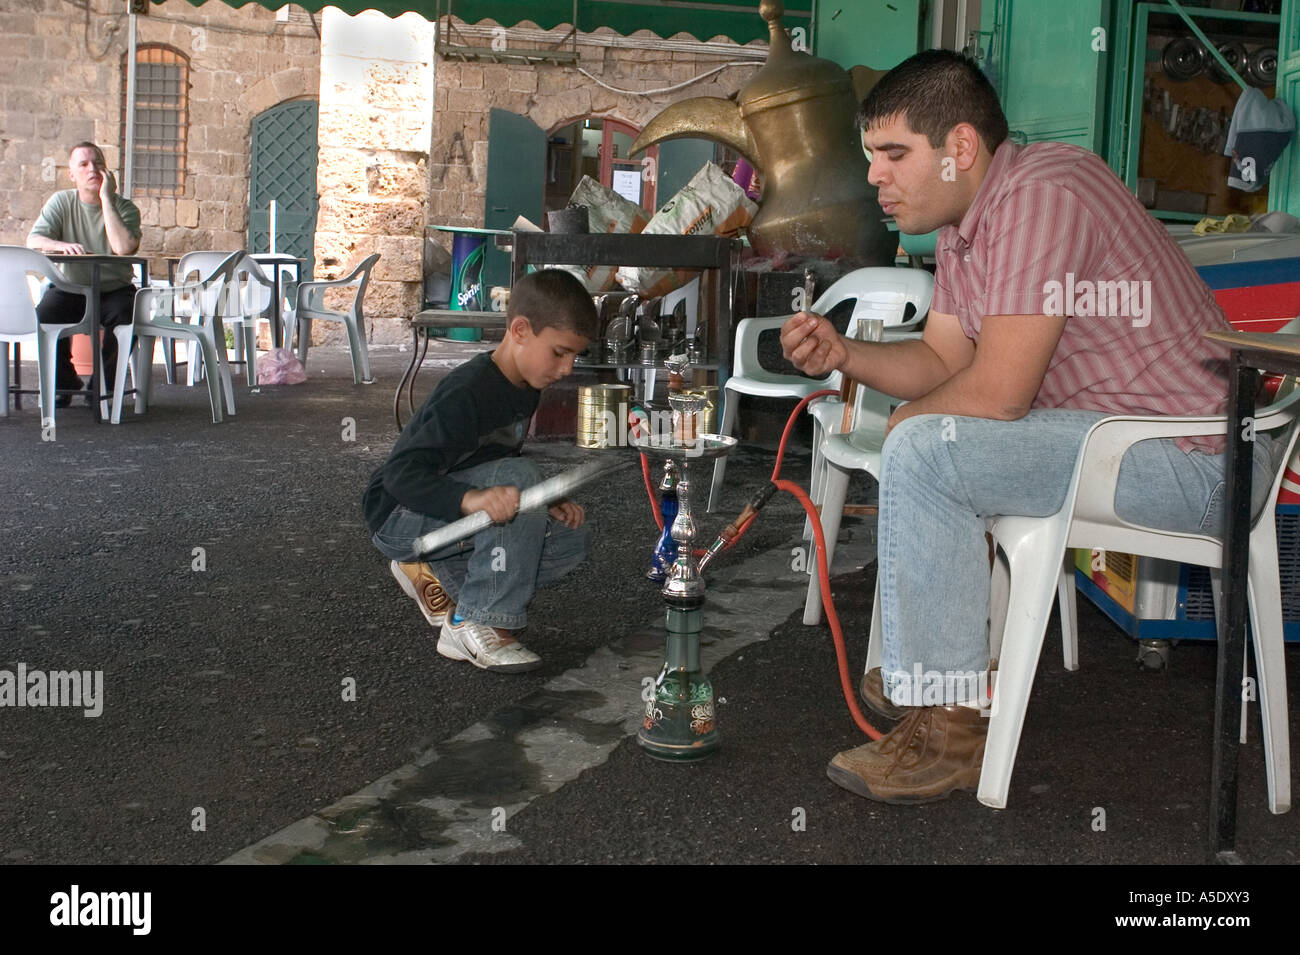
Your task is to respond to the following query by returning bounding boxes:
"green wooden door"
[485,108,546,289]
[1270,1,1300,217]
[249,100,319,278]
[993,0,1111,151]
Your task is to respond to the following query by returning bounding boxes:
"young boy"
[362,269,600,672]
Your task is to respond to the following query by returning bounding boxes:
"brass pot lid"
[738,0,855,116]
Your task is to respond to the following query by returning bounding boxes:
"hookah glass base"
[637,607,718,761]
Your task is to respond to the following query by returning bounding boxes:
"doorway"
[544,116,659,216]
[249,99,319,277]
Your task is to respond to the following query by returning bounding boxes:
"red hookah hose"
[638,388,884,739]
[773,477,884,740]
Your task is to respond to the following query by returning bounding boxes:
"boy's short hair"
[508,269,599,340]
[856,49,1009,154]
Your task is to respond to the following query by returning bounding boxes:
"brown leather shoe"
[827,704,986,804]
[391,560,454,627]
[860,667,905,722]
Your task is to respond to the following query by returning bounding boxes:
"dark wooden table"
[1203,328,1300,862]
[44,253,150,423]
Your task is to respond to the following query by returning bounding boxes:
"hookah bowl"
[631,418,738,762]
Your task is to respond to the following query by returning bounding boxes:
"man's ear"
[947,122,984,173]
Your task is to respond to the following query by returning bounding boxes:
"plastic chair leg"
[1058,558,1079,671]
[110,331,134,425]
[102,325,134,421]
[38,331,60,429]
[707,388,740,513]
[345,316,373,384]
[865,575,883,672]
[989,548,1009,664]
[978,517,1069,809]
[0,343,8,418]
[193,335,225,423]
[1243,529,1292,814]
[805,416,825,542]
[296,317,311,365]
[242,325,258,386]
[135,334,155,414]
[803,463,849,625]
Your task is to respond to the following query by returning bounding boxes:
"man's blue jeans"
[877,410,1278,705]
[371,456,590,630]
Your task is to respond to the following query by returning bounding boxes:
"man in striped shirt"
[781,49,1278,805]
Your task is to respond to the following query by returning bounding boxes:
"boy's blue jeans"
[877,411,1278,705]
[372,456,590,630]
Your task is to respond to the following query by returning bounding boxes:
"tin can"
[577,383,632,449]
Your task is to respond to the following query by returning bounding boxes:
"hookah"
[631,388,738,760]
[631,366,894,760]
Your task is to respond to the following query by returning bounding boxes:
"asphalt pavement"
[1,343,1297,866]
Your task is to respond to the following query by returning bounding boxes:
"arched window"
[121,45,189,196]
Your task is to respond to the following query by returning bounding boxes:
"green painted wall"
[813,0,920,73]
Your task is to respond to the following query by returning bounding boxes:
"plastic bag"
[616,162,757,297]
[259,347,307,385]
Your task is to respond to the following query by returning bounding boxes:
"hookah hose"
[639,388,885,740]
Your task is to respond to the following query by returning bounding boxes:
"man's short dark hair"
[857,49,1009,153]
[509,269,599,340]
[68,142,104,162]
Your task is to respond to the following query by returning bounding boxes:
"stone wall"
[413,20,764,342]
[0,0,319,275]
[313,9,433,339]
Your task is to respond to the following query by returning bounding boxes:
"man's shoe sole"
[825,762,976,805]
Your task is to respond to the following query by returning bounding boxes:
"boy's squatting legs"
[372,456,591,632]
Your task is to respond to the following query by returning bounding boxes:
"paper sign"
[611,168,642,205]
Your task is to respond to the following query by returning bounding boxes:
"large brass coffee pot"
[629,0,894,263]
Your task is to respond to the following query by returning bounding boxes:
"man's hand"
[780,312,847,377]
[548,499,584,529]
[462,485,521,524]
[98,169,117,204]
[50,240,87,255]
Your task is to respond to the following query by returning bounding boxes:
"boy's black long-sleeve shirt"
[362,352,539,532]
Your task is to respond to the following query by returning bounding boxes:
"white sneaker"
[438,617,542,673]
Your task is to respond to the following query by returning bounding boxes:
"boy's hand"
[462,485,520,524]
[548,499,584,529]
[781,311,847,377]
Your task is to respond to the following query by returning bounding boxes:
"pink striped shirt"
[932,141,1232,452]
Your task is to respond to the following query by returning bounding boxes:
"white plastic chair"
[111,251,243,424]
[172,252,290,390]
[708,266,933,512]
[172,251,240,389]
[0,245,131,429]
[799,301,915,625]
[975,387,1300,813]
[290,253,380,384]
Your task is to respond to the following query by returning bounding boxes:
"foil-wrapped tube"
[410,458,627,555]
